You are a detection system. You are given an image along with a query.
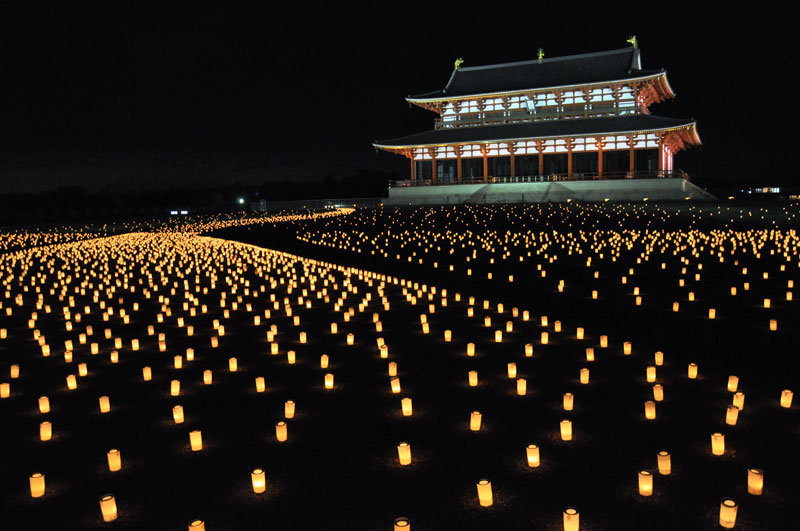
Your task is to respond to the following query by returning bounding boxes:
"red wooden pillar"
[567,139,573,178]
[408,150,416,182]
[657,135,664,173]
[509,142,516,177]
[537,140,544,176]
[481,145,489,183]
[429,147,437,184]
[628,135,635,173]
[456,147,463,184]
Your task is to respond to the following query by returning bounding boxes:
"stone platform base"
[384,178,716,205]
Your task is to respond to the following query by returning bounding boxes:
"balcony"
[392,170,688,188]
[434,103,641,130]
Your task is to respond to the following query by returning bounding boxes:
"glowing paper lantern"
[747,468,763,495]
[394,517,411,530]
[444,330,452,342]
[711,433,725,455]
[653,384,664,402]
[30,472,45,498]
[516,378,527,395]
[390,377,401,394]
[644,400,656,420]
[285,400,295,418]
[255,377,266,393]
[657,451,671,475]
[39,396,50,413]
[507,363,517,378]
[320,355,329,368]
[0,382,8,398]
[107,449,121,472]
[66,374,77,390]
[560,420,573,441]
[397,442,412,465]
[526,444,540,467]
[99,494,118,522]
[733,392,745,411]
[142,367,152,381]
[276,421,288,442]
[725,405,739,425]
[646,366,656,382]
[174,356,183,369]
[401,397,412,416]
[579,368,589,384]
[11,364,20,378]
[78,363,88,377]
[476,479,493,507]
[229,357,238,372]
[40,421,52,441]
[171,380,181,396]
[780,389,793,408]
[638,470,653,496]
[585,348,595,362]
[173,405,185,424]
[470,411,482,431]
[347,333,355,345]
[99,396,111,413]
[252,468,266,493]
[388,362,397,377]
[719,498,737,529]
[541,331,549,344]
[727,375,739,392]
[599,335,608,348]
[770,319,777,331]
[203,370,213,385]
[190,430,203,451]
[563,507,579,531]
[525,343,534,357]
[324,373,334,389]
[688,363,698,379]
[467,343,475,357]
[623,342,632,355]
[563,393,574,411]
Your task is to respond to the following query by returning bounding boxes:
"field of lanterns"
[2,202,799,530]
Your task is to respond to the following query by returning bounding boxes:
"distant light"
[170,210,178,215]
[180,210,188,215]
[238,198,245,205]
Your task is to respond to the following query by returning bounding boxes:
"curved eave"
[373,122,701,153]
[406,72,669,106]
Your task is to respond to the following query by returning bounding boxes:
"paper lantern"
[654,351,663,366]
[39,396,50,413]
[672,302,679,312]
[229,357,238,372]
[171,380,181,396]
[770,319,777,331]
[708,307,716,319]
[525,444,540,467]
[653,384,664,402]
[10,364,20,378]
[397,442,412,465]
[646,366,656,382]
[563,507,579,531]
[107,449,121,472]
[780,389,793,408]
[476,479,493,507]
[657,451,671,475]
[0,382,9,398]
[211,337,219,348]
[285,400,295,419]
[444,330,452,342]
[324,373,334,389]
[99,396,111,413]
[579,368,589,384]
[733,392,745,411]
[623,341,632,355]
[66,374,77,390]
[644,401,656,420]
[30,472,45,498]
[638,470,653,496]
[516,378,527,395]
[585,348,595,362]
[174,356,183,369]
[563,393,574,411]
[688,363,698,379]
[186,348,194,361]
[560,420,572,441]
[390,377,401,394]
[727,375,739,392]
[252,468,266,493]
[388,362,397,377]
[507,363,517,378]
[99,494,118,522]
[142,366,152,381]
[40,421,52,441]
[190,430,203,451]
[394,517,411,530]
[719,498,737,529]
[78,363,88,377]
[255,377,266,393]
[525,343,534,357]
[173,405,185,424]
[276,421,288,442]
[467,343,475,357]
[203,370,213,385]
[541,331,549,344]
[401,397,413,416]
[299,331,307,343]
[599,335,608,348]
[747,468,763,495]
[711,432,725,455]
[380,345,389,358]
[725,405,739,425]
[470,411,482,431]
[320,355,329,368]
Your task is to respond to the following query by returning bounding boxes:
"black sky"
[0,3,795,193]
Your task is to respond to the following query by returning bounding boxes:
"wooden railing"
[392,170,688,188]
[434,104,641,129]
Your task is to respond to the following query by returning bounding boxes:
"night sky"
[0,4,794,194]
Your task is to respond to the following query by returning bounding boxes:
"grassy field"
[2,202,798,530]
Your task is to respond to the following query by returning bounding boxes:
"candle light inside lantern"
[347,333,355,344]
[654,351,663,366]
[99,396,110,413]
[285,400,295,418]
[525,343,534,357]
[560,419,573,441]
[688,363,698,379]
[444,330,452,342]
[173,405,184,424]
[733,392,745,410]
[711,432,725,455]
[188,520,205,530]
[580,368,589,384]
[470,411,482,431]
[142,366,152,381]
[99,494,118,522]
[563,393,574,411]
[401,397,413,416]
[229,357,238,372]
[653,384,664,402]
[380,344,389,358]
[397,442,412,465]
[107,449,121,472]
[78,363,88,377]
[251,468,266,493]
[657,451,671,475]
[476,479,493,507]
[320,354,329,368]
[727,375,739,392]
[719,498,738,529]
[638,470,653,496]
[526,444,540,467]
[324,373,334,389]
[388,362,397,377]
[644,400,656,419]
[623,341,632,355]
[171,380,181,396]
[747,468,763,495]
[770,319,777,331]
[516,378,527,395]
[576,327,584,340]
[585,347,594,362]
[189,430,203,451]
[646,366,656,382]
[725,405,739,425]
[10,364,20,378]
[563,507,579,531]
[781,389,793,408]
[39,396,50,413]
[394,517,410,530]
[507,362,517,378]
[66,374,77,390]
[600,335,608,348]
[467,343,475,357]
[203,370,213,385]
[541,331,549,344]
[255,377,266,393]
[0,382,10,398]
[30,472,45,498]
[276,421,288,442]
[390,377,401,393]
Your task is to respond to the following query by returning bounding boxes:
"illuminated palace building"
[376,43,712,203]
